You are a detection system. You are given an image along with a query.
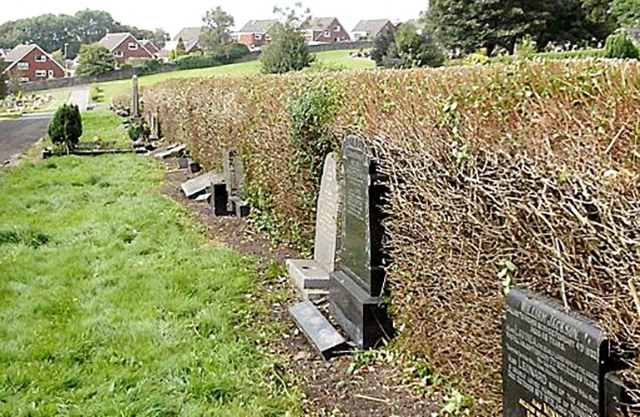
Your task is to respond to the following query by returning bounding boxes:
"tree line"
[0,9,168,58]
[425,0,640,54]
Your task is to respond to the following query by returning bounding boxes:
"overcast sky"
[1,1,426,37]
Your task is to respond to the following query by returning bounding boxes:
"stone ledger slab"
[181,172,224,199]
[289,301,348,359]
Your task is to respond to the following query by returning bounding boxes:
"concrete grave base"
[286,259,330,300]
[329,270,393,349]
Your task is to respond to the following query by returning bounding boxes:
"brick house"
[234,20,278,50]
[351,19,394,40]
[140,40,160,57]
[305,17,350,44]
[98,33,154,65]
[2,44,66,82]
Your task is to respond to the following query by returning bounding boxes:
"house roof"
[140,40,159,53]
[238,19,277,33]
[161,39,200,55]
[307,17,337,31]
[172,27,203,42]
[2,43,66,74]
[4,44,38,62]
[352,19,392,35]
[98,32,132,51]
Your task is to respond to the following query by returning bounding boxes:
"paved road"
[0,113,52,163]
[0,86,90,163]
[67,85,89,111]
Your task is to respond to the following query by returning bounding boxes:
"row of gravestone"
[137,58,637,414]
[285,135,635,416]
[178,147,250,218]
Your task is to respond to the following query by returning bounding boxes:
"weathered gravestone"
[329,135,393,349]
[132,75,139,118]
[503,288,629,417]
[286,153,339,300]
[149,112,159,140]
[222,148,249,217]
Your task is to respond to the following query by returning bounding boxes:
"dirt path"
[67,85,89,111]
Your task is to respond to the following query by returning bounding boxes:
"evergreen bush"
[604,31,639,59]
[47,104,82,153]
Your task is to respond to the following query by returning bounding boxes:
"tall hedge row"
[143,60,640,414]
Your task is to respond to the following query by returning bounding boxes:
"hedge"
[143,60,640,414]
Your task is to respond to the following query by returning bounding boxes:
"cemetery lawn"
[97,49,374,104]
[78,109,130,143]
[0,153,300,414]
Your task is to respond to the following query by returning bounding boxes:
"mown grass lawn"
[0,113,300,416]
[97,49,374,104]
[78,109,130,143]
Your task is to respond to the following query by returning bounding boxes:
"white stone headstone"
[314,153,339,272]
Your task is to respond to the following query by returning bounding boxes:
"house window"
[335,26,341,31]
[128,42,138,50]
[114,50,123,58]
[20,77,29,83]
[323,30,330,37]
[17,62,29,70]
[48,70,54,78]
[35,55,46,62]
[35,70,47,77]
[254,34,262,40]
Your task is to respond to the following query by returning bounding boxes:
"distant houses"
[305,17,351,44]
[158,27,203,59]
[97,32,155,65]
[234,20,278,50]
[2,44,66,82]
[352,19,394,41]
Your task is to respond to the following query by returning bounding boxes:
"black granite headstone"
[329,135,392,349]
[503,288,626,417]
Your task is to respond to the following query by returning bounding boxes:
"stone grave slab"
[181,172,224,199]
[195,193,211,202]
[287,153,339,300]
[503,288,624,417]
[155,145,186,159]
[329,136,393,349]
[289,301,348,359]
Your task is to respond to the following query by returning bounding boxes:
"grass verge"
[0,117,300,415]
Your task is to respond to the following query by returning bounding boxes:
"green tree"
[75,44,116,76]
[175,37,187,57]
[260,4,314,74]
[200,7,235,54]
[611,0,640,26]
[48,104,82,152]
[151,28,169,49]
[425,0,614,54]
[371,23,396,66]
[386,24,445,68]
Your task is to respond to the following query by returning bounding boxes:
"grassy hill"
[95,50,375,105]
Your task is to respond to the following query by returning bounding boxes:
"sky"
[1,0,426,38]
